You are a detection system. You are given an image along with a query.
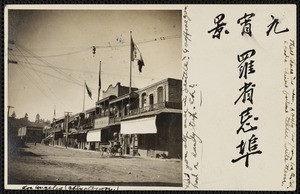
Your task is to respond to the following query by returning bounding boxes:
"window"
[141,93,147,108]
[157,86,164,103]
[96,107,100,115]
[149,94,154,109]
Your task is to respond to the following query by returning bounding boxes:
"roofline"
[102,82,138,94]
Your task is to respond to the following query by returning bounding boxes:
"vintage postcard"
[4,4,296,191]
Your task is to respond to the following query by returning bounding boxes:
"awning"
[120,116,157,134]
[86,129,101,142]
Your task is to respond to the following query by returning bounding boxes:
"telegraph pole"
[64,111,72,148]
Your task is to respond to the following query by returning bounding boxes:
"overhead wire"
[8,34,180,115]
[9,34,180,88]
[15,43,83,87]
[11,34,181,58]
[13,59,162,80]
[12,47,91,58]
[20,62,81,86]
[13,45,69,109]
[10,51,54,104]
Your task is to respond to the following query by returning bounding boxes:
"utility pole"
[64,111,72,148]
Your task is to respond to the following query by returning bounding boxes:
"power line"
[11,47,69,109]
[14,44,83,86]
[14,58,54,104]
[12,47,91,58]
[21,63,82,86]
[11,34,181,58]
[11,58,162,80]
[10,51,48,96]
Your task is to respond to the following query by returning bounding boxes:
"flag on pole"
[85,82,92,99]
[131,36,145,72]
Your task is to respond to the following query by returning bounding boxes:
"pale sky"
[7,10,182,121]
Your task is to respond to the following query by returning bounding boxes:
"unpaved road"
[8,144,182,186]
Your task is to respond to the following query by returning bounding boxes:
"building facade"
[47,78,182,158]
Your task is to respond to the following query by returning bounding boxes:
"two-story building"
[119,78,182,158]
[85,82,138,151]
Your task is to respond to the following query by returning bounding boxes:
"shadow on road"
[10,148,45,157]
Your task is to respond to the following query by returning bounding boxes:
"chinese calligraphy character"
[238,60,255,79]
[231,134,262,167]
[237,49,256,64]
[208,14,229,39]
[237,13,255,36]
[234,82,256,105]
[237,49,256,79]
[266,15,289,36]
[237,107,259,134]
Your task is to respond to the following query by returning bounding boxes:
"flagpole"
[129,31,133,112]
[98,61,101,102]
[83,80,86,112]
[129,31,132,94]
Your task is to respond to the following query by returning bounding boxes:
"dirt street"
[8,144,182,186]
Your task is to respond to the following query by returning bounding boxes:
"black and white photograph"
[4,4,297,192]
[6,8,182,187]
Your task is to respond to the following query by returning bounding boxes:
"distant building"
[35,114,40,123]
[18,126,44,143]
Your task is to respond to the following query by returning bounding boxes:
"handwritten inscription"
[22,185,119,191]
[232,49,262,167]
[182,5,202,190]
[281,39,296,189]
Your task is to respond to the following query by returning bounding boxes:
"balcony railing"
[94,112,110,119]
[109,116,121,124]
[123,101,181,119]
[76,101,182,126]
